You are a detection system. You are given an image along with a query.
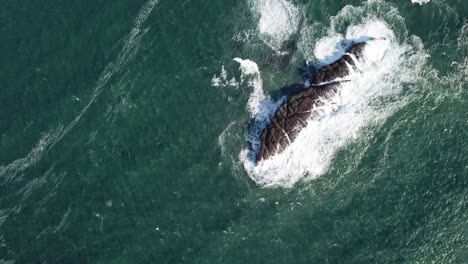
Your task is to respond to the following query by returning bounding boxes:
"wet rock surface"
[255,42,367,162]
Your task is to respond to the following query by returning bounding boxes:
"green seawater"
[0,0,467,263]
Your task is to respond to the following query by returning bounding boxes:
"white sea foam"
[314,34,346,64]
[212,58,269,117]
[211,65,239,88]
[241,18,428,187]
[410,0,431,5]
[250,0,301,51]
[0,128,64,182]
[233,58,266,117]
[211,65,228,87]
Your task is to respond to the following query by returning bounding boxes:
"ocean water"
[1,0,467,263]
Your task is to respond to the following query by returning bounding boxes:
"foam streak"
[0,0,159,181]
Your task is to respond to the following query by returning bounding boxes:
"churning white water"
[240,19,428,187]
[249,0,301,51]
[410,0,431,5]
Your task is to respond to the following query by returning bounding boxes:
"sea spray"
[249,0,301,51]
[410,0,431,5]
[241,19,429,187]
[233,58,266,117]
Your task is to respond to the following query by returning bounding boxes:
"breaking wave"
[248,0,301,51]
[237,2,430,187]
[410,0,431,5]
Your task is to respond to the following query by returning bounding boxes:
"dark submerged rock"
[255,41,367,162]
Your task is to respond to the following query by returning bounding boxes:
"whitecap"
[249,0,301,51]
[233,58,266,117]
[410,0,431,5]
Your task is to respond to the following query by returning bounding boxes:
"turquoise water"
[1,0,467,262]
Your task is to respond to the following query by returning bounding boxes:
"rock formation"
[255,42,367,162]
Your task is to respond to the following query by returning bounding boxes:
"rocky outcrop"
[255,42,366,162]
